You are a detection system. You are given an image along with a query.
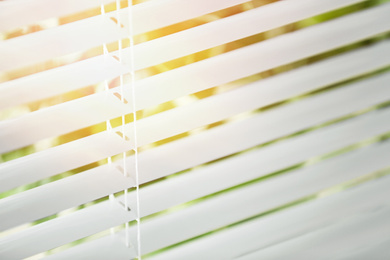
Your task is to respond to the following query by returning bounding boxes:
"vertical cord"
[127,0,142,258]
[114,0,132,249]
[102,0,140,256]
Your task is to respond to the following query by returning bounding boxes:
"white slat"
[0,164,134,232]
[46,230,137,260]
[0,15,126,72]
[132,140,390,256]
[122,108,390,218]
[131,0,247,35]
[2,4,389,153]
[0,131,131,192]
[238,207,390,260]
[51,142,390,259]
[48,235,136,260]
[134,3,390,109]
[2,41,389,192]
[0,0,364,109]
[0,54,128,110]
[0,71,389,235]
[0,0,245,34]
[0,198,136,260]
[3,105,390,258]
[0,199,136,260]
[134,72,390,185]
[0,90,129,154]
[132,0,365,69]
[335,236,390,259]
[0,0,246,72]
[147,175,390,260]
[0,0,113,32]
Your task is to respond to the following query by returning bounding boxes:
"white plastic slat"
[1,71,389,236]
[0,90,129,154]
[0,131,131,192]
[0,200,136,260]
[123,108,390,219]
[239,207,390,260]
[147,175,390,260]
[49,234,137,260]
[334,235,390,259]
[0,15,127,72]
[135,3,390,110]
[5,106,390,258]
[0,0,364,109]
[0,0,114,32]
[0,0,246,72]
[0,164,134,232]
[134,72,390,185]
[132,0,365,69]
[53,141,390,259]
[0,199,136,260]
[2,41,389,192]
[0,55,128,110]
[132,140,390,256]
[2,4,389,153]
[0,0,245,34]
[131,0,247,35]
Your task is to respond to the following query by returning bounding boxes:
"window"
[1,0,390,259]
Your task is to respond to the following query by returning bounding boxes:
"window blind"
[1,0,390,259]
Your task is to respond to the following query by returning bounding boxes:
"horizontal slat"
[335,235,390,259]
[0,0,364,109]
[132,72,390,185]
[0,70,390,229]
[122,108,390,219]
[0,54,129,110]
[2,41,390,192]
[134,3,390,109]
[147,174,390,260]
[51,234,136,260]
[131,0,365,69]
[133,140,390,256]
[2,4,389,153]
[0,0,246,72]
[0,0,246,34]
[0,199,136,260]
[131,0,247,35]
[0,130,132,192]
[0,0,113,32]
[239,207,390,260]
[0,90,129,154]
[0,164,134,232]
[0,14,127,72]
[6,106,390,258]
[52,141,390,259]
